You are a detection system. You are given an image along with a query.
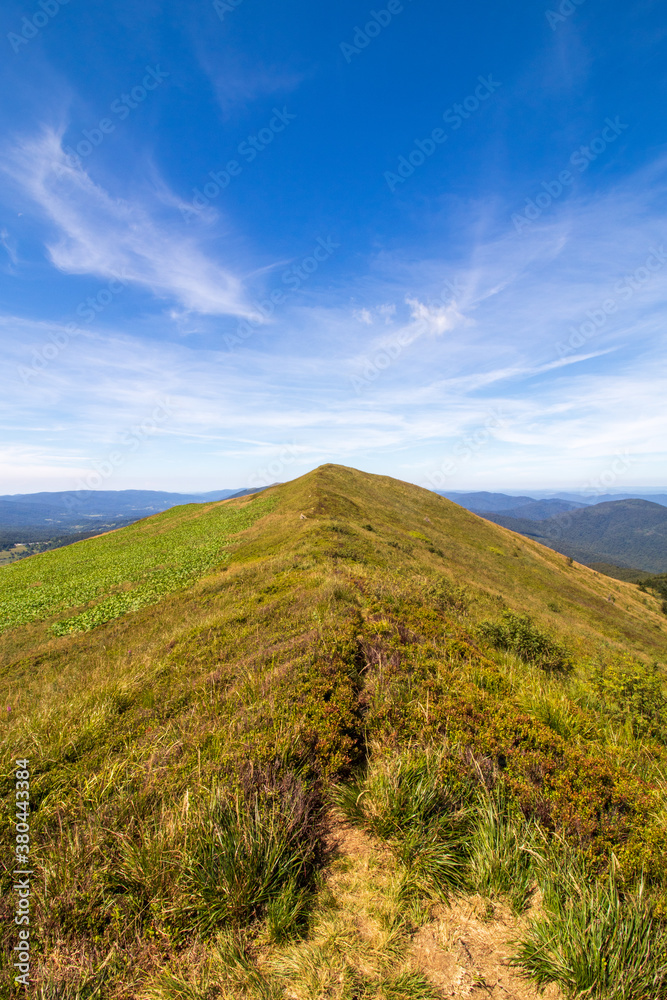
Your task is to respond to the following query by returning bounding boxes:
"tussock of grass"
[467,788,538,914]
[335,749,470,901]
[173,767,323,939]
[337,750,537,914]
[513,855,667,998]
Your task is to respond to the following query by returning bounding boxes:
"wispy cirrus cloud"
[1,126,259,320]
[2,143,667,492]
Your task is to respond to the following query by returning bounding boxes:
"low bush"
[476,610,572,672]
[593,657,667,740]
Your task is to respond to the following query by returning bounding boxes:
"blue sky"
[1,0,666,494]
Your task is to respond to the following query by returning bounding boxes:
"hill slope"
[1,465,667,998]
[485,498,667,572]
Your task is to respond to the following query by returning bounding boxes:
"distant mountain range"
[435,491,667,574]
[438,492,587,519]
[0,487,270,548]
[2,484,667,574]
[437,493,667,574]
[441,490,667,511]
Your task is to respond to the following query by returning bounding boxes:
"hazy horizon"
[2,473,667,501]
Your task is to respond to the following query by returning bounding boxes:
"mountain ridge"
[2,465,667,997]
[484,498,667,573]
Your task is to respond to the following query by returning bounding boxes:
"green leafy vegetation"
[0,495,275,634]
[476,609,572,672]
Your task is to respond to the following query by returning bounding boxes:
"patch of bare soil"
[411,895,561,1000]
[327,818,374,861]
[326,815,561,999]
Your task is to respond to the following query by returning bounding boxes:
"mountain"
[437,490,538,511]
[0,487,245,520]
[439,491,587,517]
[1,465,666,998]
[440,490,667,511]
[484,498,667,573]
[0,498,86,527]
[548,492,667,506]
[484,498,587,520]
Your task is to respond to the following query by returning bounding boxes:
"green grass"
[1,464,667,998]
[467,787,538,914]
[0,494,275,635]
[172,767,323,940]
[513,854,667,998]
[334,748,470,901]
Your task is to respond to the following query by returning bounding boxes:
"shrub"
[476,610,572,672]
[593,658,667,740]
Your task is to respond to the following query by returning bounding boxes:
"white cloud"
[1,127,260,320]
[2,150,667,492]
[353,308,373,325]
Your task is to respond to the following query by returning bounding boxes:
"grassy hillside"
[2,465,667,999]
[486,498,667,573]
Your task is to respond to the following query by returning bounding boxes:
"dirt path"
[410,895,561,999]
[327,819,562,1000]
